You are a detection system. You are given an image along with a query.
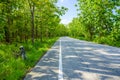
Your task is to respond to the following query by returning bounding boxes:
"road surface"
[24,37,120,80]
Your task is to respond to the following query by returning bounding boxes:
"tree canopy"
[0,0,67,43]
[68,0,120,46]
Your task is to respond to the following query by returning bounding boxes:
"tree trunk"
[28,0,35,44]
[40,19,43,42]
[31,5,35,44]
[5,0,11,43]
[4,26,10,43]
[35,25,38,39]
[40,25,43,42]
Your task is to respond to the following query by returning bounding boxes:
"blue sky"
[56,0,78,24]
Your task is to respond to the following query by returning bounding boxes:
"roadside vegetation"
[67,0,120,47]
[0,0,67,80]
[0,38,58,80]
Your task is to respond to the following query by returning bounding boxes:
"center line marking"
[58,40,63,80]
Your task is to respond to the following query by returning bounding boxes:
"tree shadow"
[24,37,120,80]
[61,39,120,80]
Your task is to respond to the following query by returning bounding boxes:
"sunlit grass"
[0,37,58,80]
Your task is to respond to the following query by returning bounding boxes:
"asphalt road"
[24,37,120,80]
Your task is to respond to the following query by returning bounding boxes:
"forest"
[0,0,120,80]
[0,0,68,43]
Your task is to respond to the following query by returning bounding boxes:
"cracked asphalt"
[24,37,120,80]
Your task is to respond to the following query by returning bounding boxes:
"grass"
[71,36,120,47]
[0,37,58,80]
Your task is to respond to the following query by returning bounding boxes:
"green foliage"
[0,38,58,80]
[0,0,67,43]
[0,0,67,79]
[68,0,120,47]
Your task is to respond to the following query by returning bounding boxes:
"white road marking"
[58,40,63,80]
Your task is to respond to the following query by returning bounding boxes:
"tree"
[0,0,68,44]
[68,0,120,46]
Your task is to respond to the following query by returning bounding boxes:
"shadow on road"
[24,37,120,80]
[62,39,120,80]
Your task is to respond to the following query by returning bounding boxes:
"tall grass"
[0,37,58,80]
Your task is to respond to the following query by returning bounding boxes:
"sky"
[56,0,78,24]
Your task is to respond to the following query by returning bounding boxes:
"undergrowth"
[0,37,58,80]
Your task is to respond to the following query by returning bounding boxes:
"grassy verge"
[70,36,120,47]
[0,37,58,80]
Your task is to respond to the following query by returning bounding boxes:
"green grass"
[71,36,120,47]
[0,37,58,80]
